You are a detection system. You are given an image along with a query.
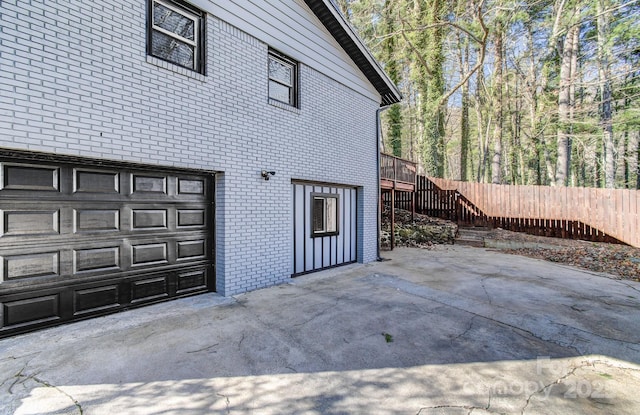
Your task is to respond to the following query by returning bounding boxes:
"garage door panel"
[1,251,60,281]
[132,242,168,266]
[2,294,61,328]
[1,209,60,237]
[0,163,60,192]
[131,276,169,303]
[73,246,121,274]
[74,208,120,233]
[176,269,207,294]
[131,209,168,229]
[73,285,120,315]
[73,168,120,194]
[177,209,205,228]
[178,177,206,195]
[177,239,206,260]
[0,262,213,335]
[131,174,168,195]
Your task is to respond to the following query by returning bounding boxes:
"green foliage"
[338,0,639,188]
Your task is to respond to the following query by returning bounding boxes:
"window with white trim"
[148,0,205,73]
[311,193,339,237]
[268,50,298,107]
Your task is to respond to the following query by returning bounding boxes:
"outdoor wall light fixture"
[261,170,276,180]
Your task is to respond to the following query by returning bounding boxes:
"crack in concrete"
[217,393,230,414]
[519,357,639,414]
[615,281,640,295]
[480,277,493,305]
[0,352,40,363]
[451,316,477,343]
[10,371,83,414]
[7,367,27,394]
[582,357,640,373]
[186,343,219,354]
[594,295,639,308]
[520,364,582,415]
[416,393,492,414]
[416,397,493,414]
[0,365,24,390]
[292,294,349,328]
[504,321,584,355]
[553,321,639,348]
[370,274,639,356]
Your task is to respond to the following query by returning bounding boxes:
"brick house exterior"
[0,0,400,334]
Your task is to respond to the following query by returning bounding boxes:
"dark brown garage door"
[0,155,215,337]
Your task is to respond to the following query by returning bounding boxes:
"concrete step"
[455,227,490,247]
[455,237,485,247]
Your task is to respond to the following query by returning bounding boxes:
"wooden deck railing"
[380,153,416,187]
[422,177,640,248]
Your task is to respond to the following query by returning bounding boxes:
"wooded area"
[336,0,639,189]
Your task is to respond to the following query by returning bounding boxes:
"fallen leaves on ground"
[490,229,640,282]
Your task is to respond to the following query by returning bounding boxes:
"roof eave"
[304,0,402,107]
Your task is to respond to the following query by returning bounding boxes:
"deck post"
[390,187,395,250]
[411,178,416,221]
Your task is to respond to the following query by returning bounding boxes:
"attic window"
[268,50,298,107]
[311,193,339,237]
[148,0,205,73]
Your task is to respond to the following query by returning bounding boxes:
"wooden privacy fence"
[415,177,639,248]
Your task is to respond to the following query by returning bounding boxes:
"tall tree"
[410,0,448,176]
[459,28,471,181]
[337,0,640,188]
[554,2,580,186]
[491,19,505,184]
[381,2,403,156]
[597,0,615,187]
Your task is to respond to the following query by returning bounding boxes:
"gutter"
[376,104,392,261]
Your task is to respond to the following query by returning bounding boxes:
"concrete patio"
[1,246,639,414]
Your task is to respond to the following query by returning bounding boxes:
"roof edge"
[304,0,402,106]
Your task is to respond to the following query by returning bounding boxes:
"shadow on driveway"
[1,246,639,414]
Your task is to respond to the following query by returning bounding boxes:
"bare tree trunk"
[491,23,504,184]
[459,33,470,181]
[624,131,630,188]
[555,23,577,186]
[568,21,579,187]
[476,67,488,182]
[637,131,640,190]
[598,0,615,188]
[525,25,542,185]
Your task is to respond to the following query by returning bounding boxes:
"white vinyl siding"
[187,0,380,102]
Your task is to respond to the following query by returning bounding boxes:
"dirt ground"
[484,228,640,282]
[382,208,640,283]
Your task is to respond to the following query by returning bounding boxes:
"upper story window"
[148,0,205,73]
[268,50,298,107]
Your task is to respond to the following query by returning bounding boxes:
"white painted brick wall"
[0,0,380,295]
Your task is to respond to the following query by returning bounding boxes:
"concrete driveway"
[1,246,639,414]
